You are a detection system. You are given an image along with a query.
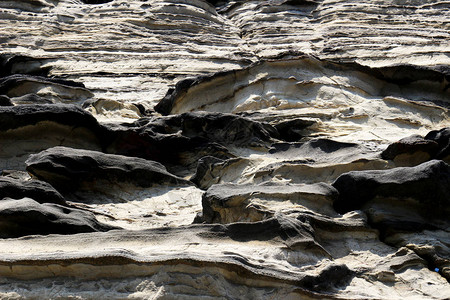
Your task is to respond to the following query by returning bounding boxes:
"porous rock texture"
[0,0,449,299]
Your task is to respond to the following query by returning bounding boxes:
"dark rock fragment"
[425,127,450,161]
[104,112,276,174]
[128,112,276,148]
[0,95,12,106]
[0,197,117,238]
[191,156,226,188]
[0,104,105,171]
[26,146,191,192]
[332,160,450,218]
[0,104,102,132]
[223,215,316,249]
[0,177,65,205]
[0,54,50,77]
[381,134,439,162]
[273,118,315,142]
[300,264,354,291]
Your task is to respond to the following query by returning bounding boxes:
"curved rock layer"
[1,0,448,120]
[0,0,449,299]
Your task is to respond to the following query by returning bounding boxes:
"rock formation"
[0,0,449,299]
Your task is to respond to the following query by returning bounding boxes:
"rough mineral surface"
[0,0,449,299]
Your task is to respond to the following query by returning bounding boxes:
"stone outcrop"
[200,182,339,223]
[0,176,66,205]
[332,160,450,281]
[0,104,104,170]
[0,0,449,299]
[104,112,277,175]
[332,159,450,217]
[382,127,450,165]
[26,146,191,193]
[0,197,117,238]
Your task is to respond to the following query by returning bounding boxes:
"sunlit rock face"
[0,0,449,299]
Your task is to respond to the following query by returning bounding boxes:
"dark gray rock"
[104,112,277,174]
[0,104,105,171]
[425,127,450,161]
[0,74,89,103]
[0,95,12,106]
[0,177,65,205]
[332,160,450,219]
[0,54,50,77]
[272,118,316,142]
[301,264,354,291]
[165,112,276,148]
[191,156,228,188]
[381,129,450,166]
[381,134,439,161]
[26,146,191,192]
[0,197,117,238]
[0,104,102,132]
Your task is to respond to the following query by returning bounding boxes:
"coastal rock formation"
[26,146,191,192]
[0,0,449,299]
[200,182,339,223]
[0,176,66,205]
[0,104,104,170]
[0,197,117,238]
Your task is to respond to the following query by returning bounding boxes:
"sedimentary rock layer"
[0,0,449,299]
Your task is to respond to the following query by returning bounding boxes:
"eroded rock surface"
[0,197,117,238]
[0,104,104,170]
[0,176,66,205]
[26,146,191,193]
[0,0,449,299]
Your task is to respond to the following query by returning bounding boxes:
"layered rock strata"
[0,0,449,299]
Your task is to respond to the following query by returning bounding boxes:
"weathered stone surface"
[155,57,450,144]
[0,197,117,238]
[332,159,450,283]
[26,146,191,193]
[0,74,93,105]
[382,134,440,166]
[0,104,100,132]
[1,0,449,298]
[425,127,450,162]
[0,104,104,170]
[191,138,391,189]
[201,182,339,223]
[387,230,450,281]
[0,214,447,299]
[332,160,450,218]
[382,128,450,165]
[104,112,277,176]
[0,176,65,205]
